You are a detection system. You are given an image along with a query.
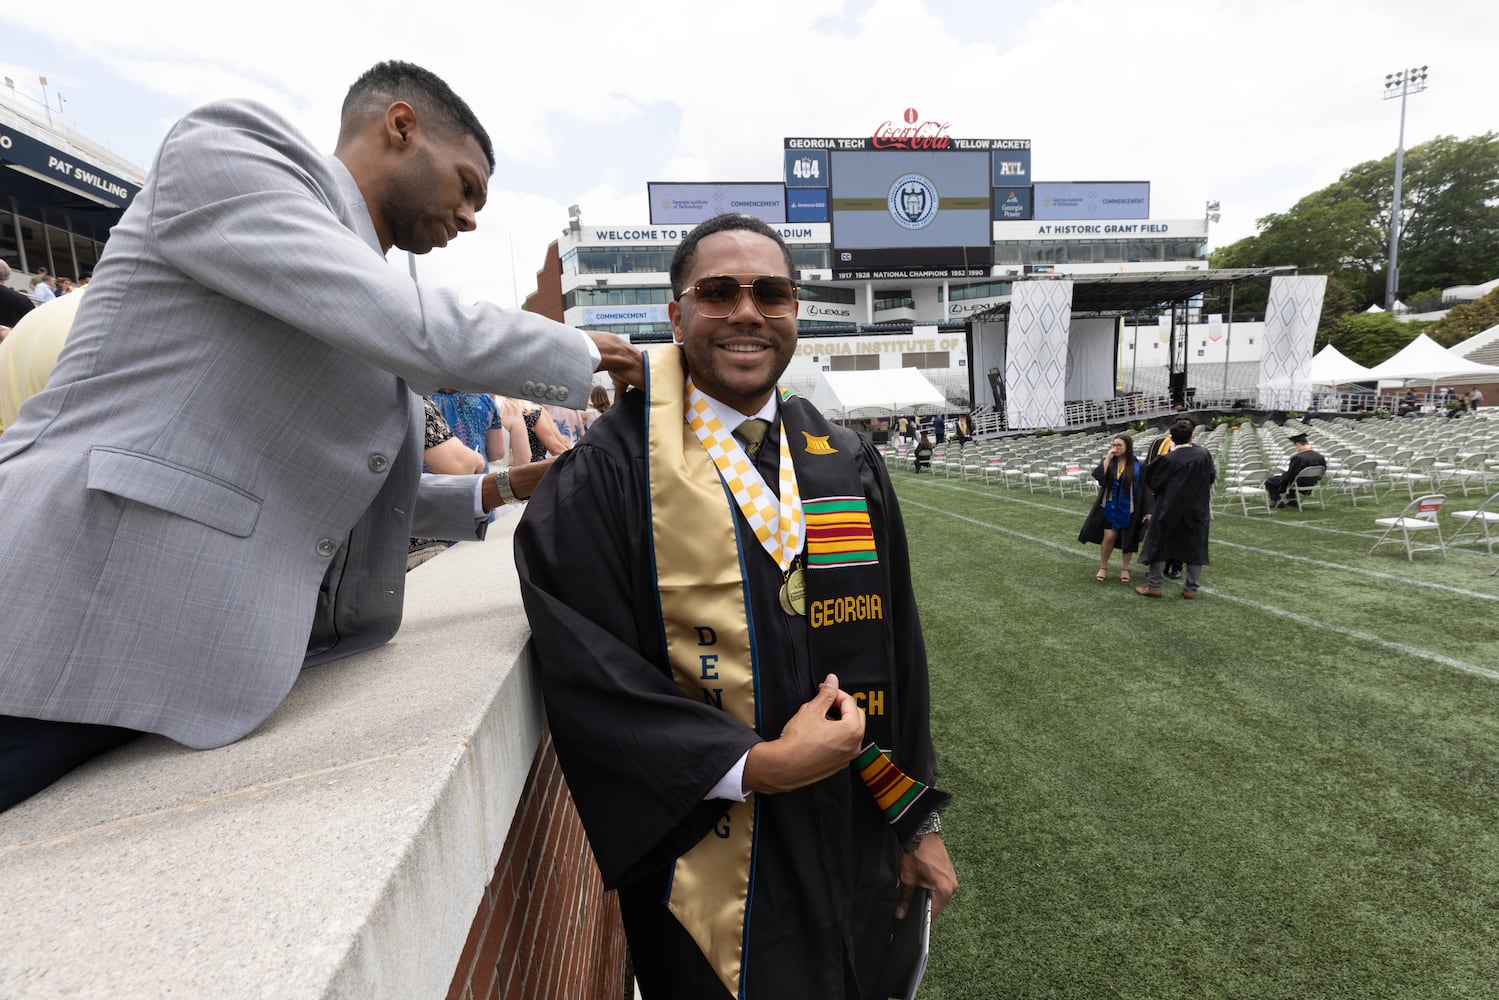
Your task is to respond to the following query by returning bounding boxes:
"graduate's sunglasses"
[678,275,800,319]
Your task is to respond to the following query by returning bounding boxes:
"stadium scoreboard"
[785,129,1031,280]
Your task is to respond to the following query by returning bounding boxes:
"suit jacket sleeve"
[147,101,592,403]
[411,472,490,541]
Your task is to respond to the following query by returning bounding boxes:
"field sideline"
[891,460,1499,999]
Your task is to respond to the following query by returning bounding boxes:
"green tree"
[1324,312,1430,367]
[1315,276,1360,347]
[1212,132,1499,309]
[1383,134,1499,295]
[1425,287,1499,346]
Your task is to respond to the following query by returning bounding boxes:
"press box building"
[524,115,1322,428]
[1,85,144,286]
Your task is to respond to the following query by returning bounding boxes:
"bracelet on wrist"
[903,809,942,852]
[494,467,517,505]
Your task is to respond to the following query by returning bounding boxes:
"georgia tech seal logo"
[888,173,938,230]
[801,432,838,455]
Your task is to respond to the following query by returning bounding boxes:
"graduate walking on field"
[1078,433,1151,583]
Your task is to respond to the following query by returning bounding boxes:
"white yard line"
[909,480,1499,602]
[902,497,1499,681]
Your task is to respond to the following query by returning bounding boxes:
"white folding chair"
[1335,459,1381,507]
[1441,452,1491,497]
[1370,494,1448,560]
[1447,491,1499,555]
[1220,468,1271,515]
[1052,462,1085,498]
[1022,460,1051,493]
[1284,465,1327,511]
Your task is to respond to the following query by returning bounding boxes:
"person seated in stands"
[1446,391,1471,419]
[913,432,935,472]
[1264,432,1325,509]
[1396,390,1420,417]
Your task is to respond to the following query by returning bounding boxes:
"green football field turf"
[888,449,1499,999]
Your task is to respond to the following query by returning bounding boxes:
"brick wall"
[447,728,628,1000]
[522,242,565,323]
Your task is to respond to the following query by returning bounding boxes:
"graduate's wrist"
[742,740,790,794]
[902,810,942,853]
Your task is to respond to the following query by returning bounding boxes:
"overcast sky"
[2,0,1492,306]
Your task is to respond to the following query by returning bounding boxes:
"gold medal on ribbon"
[779,565,807,616]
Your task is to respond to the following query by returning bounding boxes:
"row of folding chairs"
[1369,490,1499,567]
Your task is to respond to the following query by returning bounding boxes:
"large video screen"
[830,150,991,250]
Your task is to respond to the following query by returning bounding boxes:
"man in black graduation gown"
[1143,428,1182,579]
[515,214,956,999]
[1136,417,1216,599]
[1263,432,1325,508]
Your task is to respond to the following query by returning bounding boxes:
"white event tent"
[1306,344,1376,385]
[1364,333,1499,388]
[1260,344,1375,390]
[809,368,947,420]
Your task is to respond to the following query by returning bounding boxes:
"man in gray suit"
[0,61,641,812]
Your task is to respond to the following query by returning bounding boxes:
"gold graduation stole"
[646,345,760,998]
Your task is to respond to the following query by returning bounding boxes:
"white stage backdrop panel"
[1258,275,1326,408]
[1007,280,1073,429]
[1066,318,1116,403]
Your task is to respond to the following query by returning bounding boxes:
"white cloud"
[3,0,1494,303]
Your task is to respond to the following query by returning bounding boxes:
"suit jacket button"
[316,538,337,557]
[368,454,389,473]
[545,385,558,400]
[557,387,569,402]
[522,380,536,396]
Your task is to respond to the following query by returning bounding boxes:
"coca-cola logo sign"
[872,108,951,150]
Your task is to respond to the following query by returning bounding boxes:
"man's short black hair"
[1169,417,1196,445]
[342,60,495,173]
[670,213,796,297]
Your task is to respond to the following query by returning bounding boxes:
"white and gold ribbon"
[685,377,802,573]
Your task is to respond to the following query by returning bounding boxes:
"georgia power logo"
[888,173,938,230]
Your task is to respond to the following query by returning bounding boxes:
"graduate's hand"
[897,833,958,920]
[743,673,864,794]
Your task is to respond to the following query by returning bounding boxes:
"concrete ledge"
[0,511,542,999]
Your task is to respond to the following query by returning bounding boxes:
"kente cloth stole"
[781,399,952,848]
[645,344,762,998]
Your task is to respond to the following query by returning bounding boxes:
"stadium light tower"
[1382,65,1429,311]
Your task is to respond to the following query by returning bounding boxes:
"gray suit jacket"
[0,100,593,748]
